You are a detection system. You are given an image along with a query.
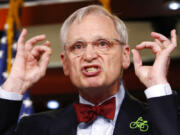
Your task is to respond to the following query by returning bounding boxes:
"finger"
[31,43,51,60]
[154,39,161,46]
[136,42,161,54]
[31,47,43,60]
[171,29,177,47]
[39,48,52,77]
[154,39,167,50]
[164,29,177,54]
[131,49,142,75]
[25,34,46,51]
[151,32,169,42]
[151,32,171,49]
[43,40,50,47]
[17,28,27,50]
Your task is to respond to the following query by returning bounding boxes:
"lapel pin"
[129,117,149,132]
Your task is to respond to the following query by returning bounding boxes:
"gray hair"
[60,5,128,49]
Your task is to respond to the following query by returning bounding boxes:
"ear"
[122,45,130,69]
[60,52,69,76]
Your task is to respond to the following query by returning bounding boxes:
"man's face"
[61,14,130,91]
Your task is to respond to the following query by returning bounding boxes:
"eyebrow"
[113,38,125,45]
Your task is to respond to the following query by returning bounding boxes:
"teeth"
[85,67,97,72]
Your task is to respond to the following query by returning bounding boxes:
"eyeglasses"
[64,38,124,55]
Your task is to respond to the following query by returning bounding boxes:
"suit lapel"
[49,104,78,135]
[49,92,152,135]
[113,92,150,135]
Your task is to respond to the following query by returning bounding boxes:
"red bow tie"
[74,97,115,123]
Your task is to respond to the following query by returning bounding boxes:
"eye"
[70,42,84,51]
[96,39,111,48]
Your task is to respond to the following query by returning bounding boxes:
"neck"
[79,81,120,105]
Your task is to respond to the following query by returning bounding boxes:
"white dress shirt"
[77,82,125,135]
[76,82,172,135]
[0,82,172,135]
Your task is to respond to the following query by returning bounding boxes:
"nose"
[82,44,97,62]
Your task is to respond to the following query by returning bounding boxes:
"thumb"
[131,49,142,75]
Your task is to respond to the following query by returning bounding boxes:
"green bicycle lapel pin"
[129,117,149,132]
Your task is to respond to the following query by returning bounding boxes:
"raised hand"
[132,30,177,88]
[2,29,52,94]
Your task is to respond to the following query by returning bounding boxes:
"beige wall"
[26,20,180,68]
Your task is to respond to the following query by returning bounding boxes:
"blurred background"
[0,0,180,113]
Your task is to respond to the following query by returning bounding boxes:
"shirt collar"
[79,79,125,125]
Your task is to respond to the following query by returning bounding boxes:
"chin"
[82,77,104,87]
[82,82,102,88]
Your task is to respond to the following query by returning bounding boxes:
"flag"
[0,28,8,84]
[0,24,17,85]
[18,91,34,123]
[0,0,34,123]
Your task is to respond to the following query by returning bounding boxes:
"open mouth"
[85,67,98,72]
[81,65,101,76]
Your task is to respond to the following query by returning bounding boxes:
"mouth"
[81,65,101,77]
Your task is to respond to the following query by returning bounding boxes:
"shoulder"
[124,91,147,111]
[21,103,75,123]
[16,104,76,134]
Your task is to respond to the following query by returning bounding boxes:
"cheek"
[104,54,123,77]
[68,57,81,77]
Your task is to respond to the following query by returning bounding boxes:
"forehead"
[66,14,120,42]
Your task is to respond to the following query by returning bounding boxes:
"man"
[0,5,179,135]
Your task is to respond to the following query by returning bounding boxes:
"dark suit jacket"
[0,92,179,135]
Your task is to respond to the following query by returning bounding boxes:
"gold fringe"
[98,0,111,13]
[7,0,23,74]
